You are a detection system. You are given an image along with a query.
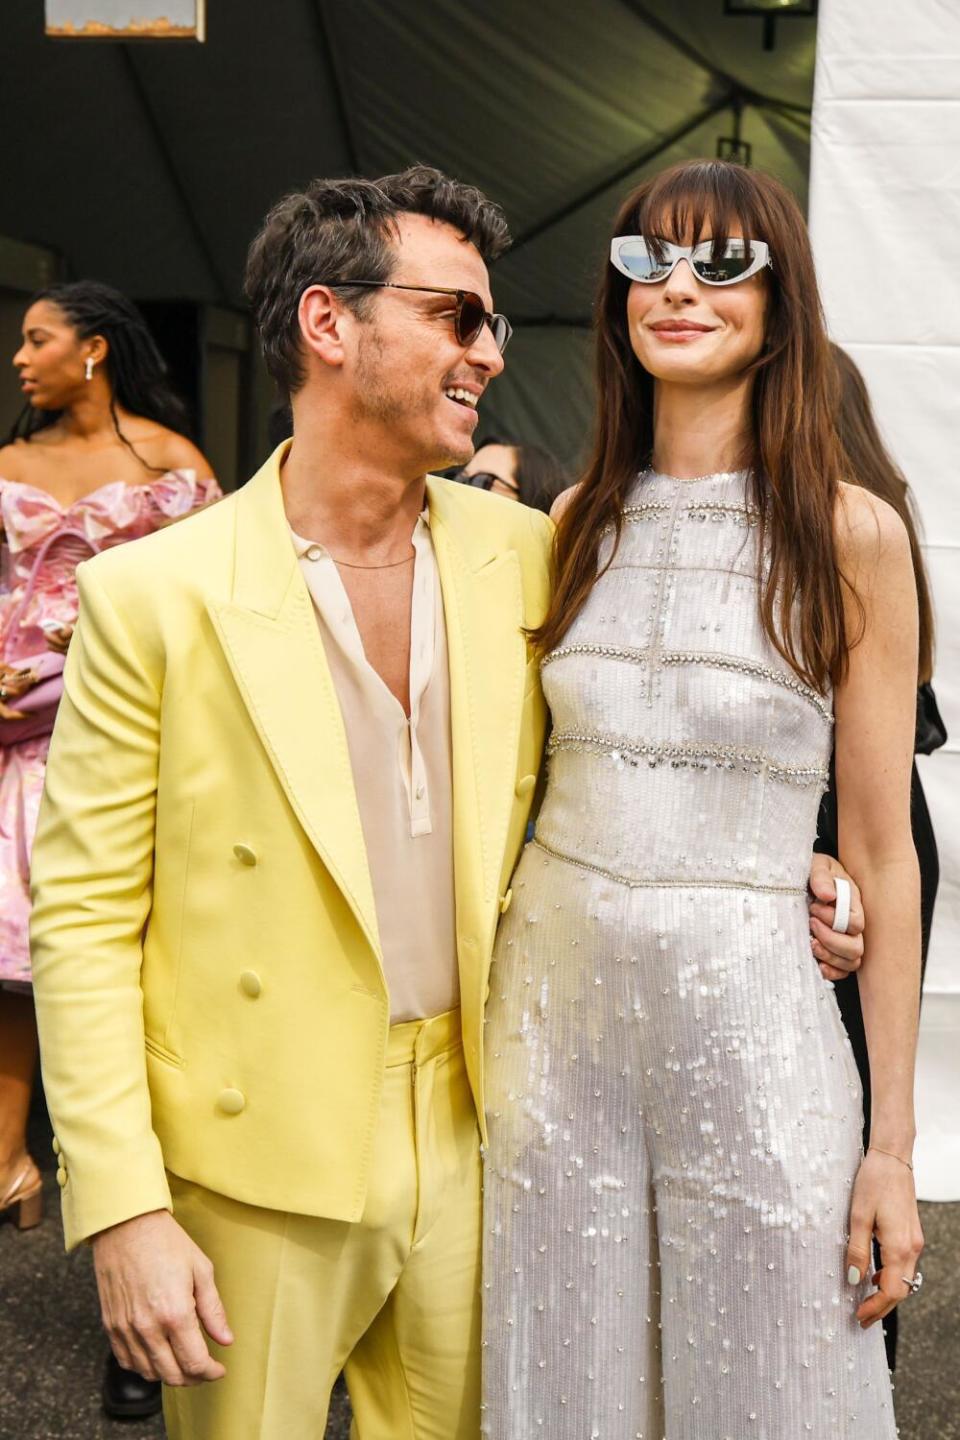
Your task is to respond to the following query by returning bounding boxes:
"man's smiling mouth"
[444,387,479,409]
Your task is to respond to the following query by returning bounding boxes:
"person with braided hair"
[0,280,219,1412]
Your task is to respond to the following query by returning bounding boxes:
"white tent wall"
[809,0,960,1200]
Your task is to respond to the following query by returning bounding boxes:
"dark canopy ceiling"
[3,0,816,460]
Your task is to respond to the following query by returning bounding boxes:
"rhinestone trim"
[543,641,650,671]
[547,731,829,787]
[541,643,832,721]
[682,501,761,526]
[531,836,807,896]
[616,499,761,530]
[643,467,749,485]
[660,651,832,721]
[620,502,673,522]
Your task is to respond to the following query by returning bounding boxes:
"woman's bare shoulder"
[0,437,38,480]
[550,483,581,523]
[835,481,910,570]
[132,425,215,480]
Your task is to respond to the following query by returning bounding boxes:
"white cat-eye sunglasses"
[610,236,773,287]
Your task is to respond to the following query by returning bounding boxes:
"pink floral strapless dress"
[0,471,221,988]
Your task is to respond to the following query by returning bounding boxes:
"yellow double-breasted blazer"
[30,446,553,1250]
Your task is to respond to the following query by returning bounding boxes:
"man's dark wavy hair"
[244,165,511,398]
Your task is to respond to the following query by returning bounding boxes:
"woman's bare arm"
[833,482,924,1325]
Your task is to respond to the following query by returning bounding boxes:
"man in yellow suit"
[30,166,863,1439]
[30,166,550,1439]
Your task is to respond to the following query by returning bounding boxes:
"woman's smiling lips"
[648,320,718,343]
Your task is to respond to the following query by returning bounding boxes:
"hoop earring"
[84,358,95,382]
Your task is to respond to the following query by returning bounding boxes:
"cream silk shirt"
[291,515,459,1023]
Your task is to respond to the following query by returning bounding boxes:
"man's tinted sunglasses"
[321,281,512,353]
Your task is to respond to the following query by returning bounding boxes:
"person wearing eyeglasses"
[481,160,922,1439]
[28,160,864,1440]
[455,434,567,513]
[26,165,540,1440]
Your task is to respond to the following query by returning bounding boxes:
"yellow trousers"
[163,1008,482,1440]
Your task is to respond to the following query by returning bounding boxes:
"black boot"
[102,1350,163,1420]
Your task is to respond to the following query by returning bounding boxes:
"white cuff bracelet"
[832,876,852,935]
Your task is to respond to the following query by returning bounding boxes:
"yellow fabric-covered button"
[233,844,258,867]
[52,1137,61,1156]
[499,889,513,914]
[239,970,262,998]
[56,1167,68,1187]
[515,774,536,798]
[217,1088,246,1116]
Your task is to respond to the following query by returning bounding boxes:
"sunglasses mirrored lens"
[456,294,486,346]
[614,239,674,283]
[691,240,758,284]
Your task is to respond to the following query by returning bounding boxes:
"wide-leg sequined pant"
[481,847,897,1440]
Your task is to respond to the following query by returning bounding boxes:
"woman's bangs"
[635,164,765,261]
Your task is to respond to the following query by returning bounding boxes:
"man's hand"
[92,1210,233,1386]
[808,853,865,982]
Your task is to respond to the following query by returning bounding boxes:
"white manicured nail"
[847,1266,861,1285]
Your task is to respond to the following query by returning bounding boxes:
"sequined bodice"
[483,469,895,1439]
[534,471,833,894]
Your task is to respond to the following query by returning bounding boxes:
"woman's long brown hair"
[532,160,850,694]
[832,343,934,684]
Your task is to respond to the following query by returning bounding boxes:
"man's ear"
[298,285,349,370]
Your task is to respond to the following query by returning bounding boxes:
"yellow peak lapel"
[427,477,528,908]
[206,446,381,961]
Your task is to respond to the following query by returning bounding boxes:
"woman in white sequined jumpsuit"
[482,162,924,1439]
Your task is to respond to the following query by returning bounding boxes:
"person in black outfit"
[815,344,946,1370]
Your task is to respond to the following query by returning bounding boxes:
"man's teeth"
[444,387,478,408]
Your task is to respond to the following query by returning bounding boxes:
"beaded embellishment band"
[530,836,808,896]
[542,645,832,722]
[546,731,830,788]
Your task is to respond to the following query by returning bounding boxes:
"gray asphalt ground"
[2,1092,956,1440]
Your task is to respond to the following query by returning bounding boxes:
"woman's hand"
[44,624,74,654]
[0,663,38,700]
[0,663,37,718]
[846,1147,924,1328]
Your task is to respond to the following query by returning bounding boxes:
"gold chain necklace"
[329,552,415,571]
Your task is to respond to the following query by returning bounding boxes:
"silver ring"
[832,876,851,935]
[902,1271,923,1295]
[0,687,7,701]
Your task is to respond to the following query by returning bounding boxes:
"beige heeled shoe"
[0,1162,44,1230]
